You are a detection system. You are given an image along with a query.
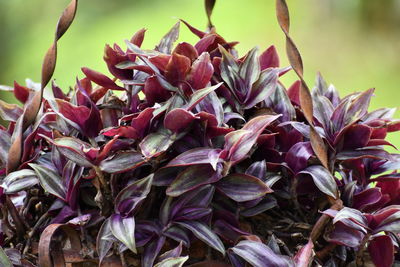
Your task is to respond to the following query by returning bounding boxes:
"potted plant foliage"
[0,0,399,266]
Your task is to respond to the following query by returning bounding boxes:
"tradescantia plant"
[0,0,399,266]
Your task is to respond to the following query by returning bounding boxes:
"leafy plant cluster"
[0,0,399,266]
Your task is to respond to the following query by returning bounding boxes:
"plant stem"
[23,212,50,255]
[310,199,343,243]
[93,166,109,194]
[222,161,231,177]
[356,233,371,266]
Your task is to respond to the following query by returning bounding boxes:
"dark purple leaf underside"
[299,165,338,199]
[166,147,221,169]
[166,165,220,197]
[114,174,153,215]
[99,150,145,173]
[368,235,394,267]
[216,173,272,202]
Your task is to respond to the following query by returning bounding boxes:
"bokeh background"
[0,0,399,146]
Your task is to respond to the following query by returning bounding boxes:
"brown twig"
[356,233,371,266]
[310,199,343,243]
[23,212,50,255]
[315,242,337,261]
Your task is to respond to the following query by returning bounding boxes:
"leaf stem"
[310,199,342,243]
[93,166,108,193]
[222,161,231,177]
[356,233,371,266]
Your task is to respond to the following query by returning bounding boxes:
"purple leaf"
[67,214,91,226]
[240,196,277,217]
[332,207,368,231]
[166,165,221,197]
[51,137,94,167]
[139,129,175,158]
[374,210,400,233]
[81,67,124,90]
[2,169,38,194]
[245,160,267,180]
[164,108,196,133]
[142,75,170,106]
[173,42,198,62]
[313,95,334,134]
[176,221,225,255]
[153,167,182,187]
[28,163,66,201]
[142,236,166,267]
[180,19,205,37]
[101,126,138,139]
[130,28,146,47]
[224,112,245,124]
[345,88,375,125]
[115,174,153,216]
[155,22,180,54]
[110,214,137,253]
[166,148,222,170]
[328,221,365,248]
[154,256,188,267]
[353,187,382,211]
[222,129,251,159]
[244,68,278,109]
[163,226,190,247]
[216,173,273,202]
[340,124,371,150]
[157,242,183,262]
[336,149,393,161]
[135,221,160,247]
[293,240,314,267]
[165,53,191,85]
[260,45,280,69]
[50,99,90,132]
[265,83,296,122]
[368,235,394,267]
[195,34,216,54]
[200,94,224,127]
[214,220,250,243]
[173,207,212,221]
[0,100,23,122]
[218,45,241,93]
[168,185,215,224]
[0,129,11,164]
[285,142,313,173]
[223,115,280,163]
[13,81,30,103]
[99,150,145,174]
[183,83,223,111]
[231,240,293,267]
[97,218,115,264]
[371,205,400,228]
[299,165,338,199]
[239,47,260,91]
[188,52,214,90]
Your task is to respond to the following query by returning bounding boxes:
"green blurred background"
[0,0,399,147]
